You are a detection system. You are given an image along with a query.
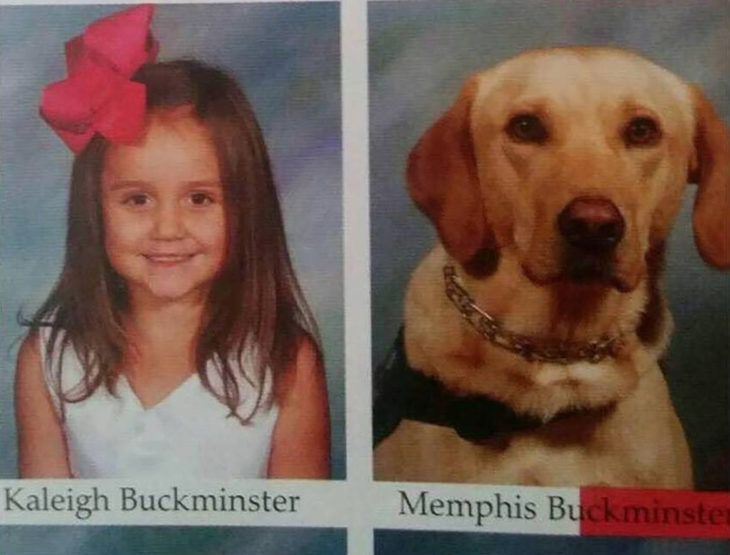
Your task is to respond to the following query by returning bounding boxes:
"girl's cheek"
[197,208,226,237]
[104,207,152,242]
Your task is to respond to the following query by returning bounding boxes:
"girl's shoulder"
[15,331,52,415]
[274,334,325,403]
[16,326,63,405]
[19,324,84,413]
[16,331,42,380]
[16,326,63,385]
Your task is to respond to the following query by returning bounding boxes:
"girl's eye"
[506,113,549,144]
[123,194,150,207]
[623,116,662,147]
[189,192,214,206]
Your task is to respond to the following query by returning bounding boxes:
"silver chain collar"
[443,264,623,365]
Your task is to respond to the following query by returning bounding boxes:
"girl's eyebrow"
[105,179,150,191]
[185,180,223,189]
[104,179,223,191]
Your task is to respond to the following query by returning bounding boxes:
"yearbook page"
[0,1,727,554]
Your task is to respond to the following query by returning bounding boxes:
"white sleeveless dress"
[39,327,279,479]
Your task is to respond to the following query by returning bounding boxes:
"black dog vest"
[373,327,551,446]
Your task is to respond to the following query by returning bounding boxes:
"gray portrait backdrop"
[3,526,346,555]
[370,0,729,491]
[375,530,729,555]
[0,1,343,482]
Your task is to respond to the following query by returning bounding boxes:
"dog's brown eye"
[506,114,549,144]
[623,116,661,147]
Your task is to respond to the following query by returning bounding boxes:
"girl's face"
[101,112,226,307]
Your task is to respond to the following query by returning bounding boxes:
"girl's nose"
[153,202,185,239]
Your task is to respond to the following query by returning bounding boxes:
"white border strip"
[341,0,373,552]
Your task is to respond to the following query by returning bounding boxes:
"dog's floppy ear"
[689,86,730,269]
[407,76,492,262]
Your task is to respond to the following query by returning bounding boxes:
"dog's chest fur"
[375,368,690,487]
[375,373,692,488]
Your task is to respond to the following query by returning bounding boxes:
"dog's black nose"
[558,197,624,252]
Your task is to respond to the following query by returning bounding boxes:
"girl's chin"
[127,281,212,306]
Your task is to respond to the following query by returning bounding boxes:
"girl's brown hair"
[30,60,320,420]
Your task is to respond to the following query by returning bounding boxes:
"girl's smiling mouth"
[143,253,197,264]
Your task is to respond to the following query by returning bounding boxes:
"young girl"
[15,5,330,479]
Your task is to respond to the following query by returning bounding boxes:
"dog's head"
[408,47,729,291]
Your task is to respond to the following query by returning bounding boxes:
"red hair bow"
[39,4,158,154]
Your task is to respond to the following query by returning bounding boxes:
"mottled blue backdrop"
[370,0,729,492]
[0,2,343,478]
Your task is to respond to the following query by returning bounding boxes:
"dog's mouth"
[523,264,625,291]
[560,248,631,291]
[521,246,636,292]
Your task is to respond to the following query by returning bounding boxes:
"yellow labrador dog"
[374,47,729,488]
